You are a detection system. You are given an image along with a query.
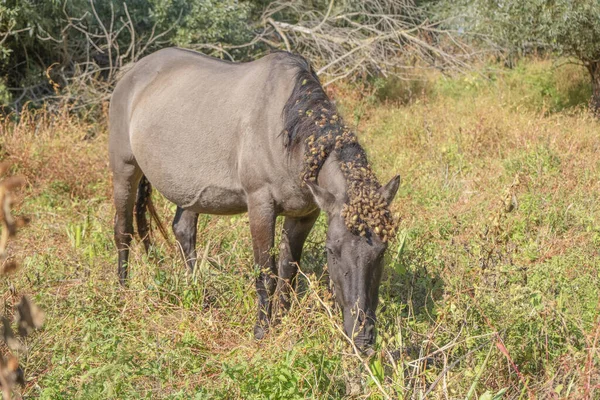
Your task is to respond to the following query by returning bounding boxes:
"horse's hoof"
[254,324,267,340]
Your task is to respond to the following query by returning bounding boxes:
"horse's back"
[109,48,302,214]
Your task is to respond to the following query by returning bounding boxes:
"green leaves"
[0,0,262,108]
[442,0,600,62]
[478,387,508,400]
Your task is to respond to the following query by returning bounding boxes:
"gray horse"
[109,48,400,348]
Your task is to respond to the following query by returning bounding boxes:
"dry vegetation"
[0,58,598,399]
[0,162,44,399]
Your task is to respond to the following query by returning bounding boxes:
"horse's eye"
[326,246,338,256]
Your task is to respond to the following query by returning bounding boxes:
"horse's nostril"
[353,331,375,350]
[362,347,375,357]
[354,338,374,354]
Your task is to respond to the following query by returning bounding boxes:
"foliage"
[445,0,600,62]
[261,0,475,86]
[0,0,262,108]
[157,0,256,50]
[435,0,600,112]
[0,0,475,110]
[0,162,44,399]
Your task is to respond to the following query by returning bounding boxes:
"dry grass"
[0,58,598,399]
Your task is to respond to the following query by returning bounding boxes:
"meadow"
[0,58,599,399]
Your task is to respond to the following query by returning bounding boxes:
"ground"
[0,58,598,399]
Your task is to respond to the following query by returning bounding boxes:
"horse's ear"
[379,175,401,205]
[306,181,336,212]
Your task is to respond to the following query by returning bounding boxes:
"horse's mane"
[281,53,396,242]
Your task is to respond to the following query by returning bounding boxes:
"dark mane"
[281,53,397,242]
[281,54,366,171]
[281,54,325,149]
[281,54,357,153]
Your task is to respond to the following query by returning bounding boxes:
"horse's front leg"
[275,210,320,318]
[248,196,277,340]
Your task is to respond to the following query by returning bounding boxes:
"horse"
[109,48,400,349]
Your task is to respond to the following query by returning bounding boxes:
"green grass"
[1,58,599,398]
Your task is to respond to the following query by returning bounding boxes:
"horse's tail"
[136,176,169,242]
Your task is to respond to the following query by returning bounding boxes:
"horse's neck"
[317,156,347,199]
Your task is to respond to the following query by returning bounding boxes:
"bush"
[0,0,262,109]
[373,76,435,105]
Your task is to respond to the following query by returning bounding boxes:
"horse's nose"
[347,321,375,353]
[342,305,376,351]
[353,335,374,354]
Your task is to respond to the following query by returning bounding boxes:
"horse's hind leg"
[172,206,199,272]
[112,162,142,285]
[275,210,320,317]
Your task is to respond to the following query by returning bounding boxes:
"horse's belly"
[146,169,247,215]
[130,129,247,214]
[181,184,247,215]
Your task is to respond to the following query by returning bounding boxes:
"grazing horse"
[109,48,400,348]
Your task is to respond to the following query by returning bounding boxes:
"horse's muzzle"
[351,325,375,352]
[343,308,376,352]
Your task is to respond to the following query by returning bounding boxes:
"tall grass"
[0,58,598,398]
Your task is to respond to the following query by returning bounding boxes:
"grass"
[0,58,599,399]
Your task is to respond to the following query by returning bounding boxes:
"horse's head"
[307,175,400,350]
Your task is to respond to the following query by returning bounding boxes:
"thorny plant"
[478,173,521,274]
[0,162,44,400]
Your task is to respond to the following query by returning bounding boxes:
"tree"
[258,0,475,86]
[0,0,260,109]
[0,0,473,110]
[447,0,600,114]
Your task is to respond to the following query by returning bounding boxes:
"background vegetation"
[442,0,600,113]
[0,0,473,110]
[0,0,599,399]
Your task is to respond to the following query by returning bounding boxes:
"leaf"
[467,342,494,399]
[0,259,19,275]
[0,353,24,390]
[1,317,21,351]
[495,341,509,358]
[493,387,508,399]
[554,384,563,395]
[369,355,384,382]
[479,390,493,400]
[16,296,44,337]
